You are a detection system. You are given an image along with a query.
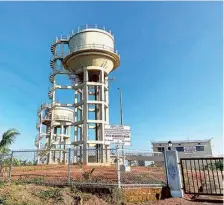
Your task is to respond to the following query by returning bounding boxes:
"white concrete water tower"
[63,26,120,165]
[35,25,120,165]
[36,104,74,164]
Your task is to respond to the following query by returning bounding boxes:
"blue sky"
[0,2,223,155]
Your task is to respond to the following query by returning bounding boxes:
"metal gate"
[180,157,223,196]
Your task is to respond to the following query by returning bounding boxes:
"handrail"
[37,103,51,113]
[42,116,51,120]
[40,115,73,122]
[41,103,51,110]
[55,36,70,43]
[54,115,73,122]
[51,43,119,60]
[69,43,118,54]
[75,25,112,36]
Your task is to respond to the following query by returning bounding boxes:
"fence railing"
[0,149,166,188]
[180,157,223,196]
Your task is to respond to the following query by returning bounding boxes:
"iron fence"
[0,153,12,181]
[180,157,223,196]
[0,148,166,188]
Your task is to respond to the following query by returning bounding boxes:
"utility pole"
[118,88,123,125]
[118,88,125,165]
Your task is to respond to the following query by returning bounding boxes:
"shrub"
[204,161,223,171]
[77,162,95,180]
[35,189,62,200]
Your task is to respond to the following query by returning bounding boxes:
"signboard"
[184,146,196,154]
[104,125,131,146]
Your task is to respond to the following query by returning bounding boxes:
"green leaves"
[0,129,20,154]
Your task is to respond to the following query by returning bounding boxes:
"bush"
[35,189,62,200]
[204,161,223,171]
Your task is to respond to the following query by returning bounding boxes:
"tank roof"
[70,25,114,40]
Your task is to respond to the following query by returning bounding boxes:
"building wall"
[152,140,213,158]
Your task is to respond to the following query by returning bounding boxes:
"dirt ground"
[10,164,166,185]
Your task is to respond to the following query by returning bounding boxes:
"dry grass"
[0,183,112,205]
[0,183,211,205]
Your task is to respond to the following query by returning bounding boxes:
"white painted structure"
[35,25,120,165]
[36,105,73,164]
[165,150,183,198]
[152,139,213,159]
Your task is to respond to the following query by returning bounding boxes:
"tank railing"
[51,44,119,59]
[42,115,51,121]
[76,25,112,35]
[68,43,119,55]
[40,103,51,110]
[55,36,70,43]
[53,115,74,122]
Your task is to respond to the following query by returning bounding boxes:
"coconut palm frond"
[0,129,20,149]
[0,147,10,154]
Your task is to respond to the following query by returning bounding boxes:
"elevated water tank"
[63,26,120,75]
[53,107,74,122]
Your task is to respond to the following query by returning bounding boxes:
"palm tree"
[0,129,20,154]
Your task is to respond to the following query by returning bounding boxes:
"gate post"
[164,150,183,198]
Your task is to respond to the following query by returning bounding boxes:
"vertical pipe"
[116,145,121,188]
[94,85,99,162]
[68,148,71,184]
[74,89,78,163]
[48,79,56,164]
[118,88,123,125]
[9,151,14,181]
[100,69,105,163]
[118,88,125,165]
[83,67,88,165]
[105,78,110,163]
[105,77,109,124]
[61,126,64,163]
[38,110,43,164]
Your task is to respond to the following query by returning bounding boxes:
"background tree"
[0,129,20,154]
